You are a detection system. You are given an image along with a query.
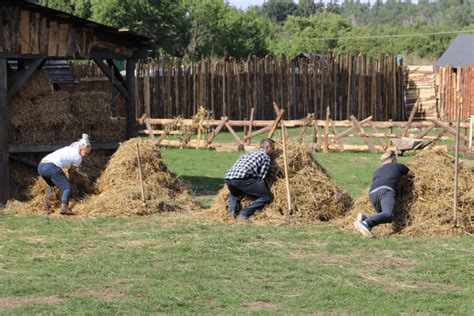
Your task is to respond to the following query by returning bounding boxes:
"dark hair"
[260,138,275,149]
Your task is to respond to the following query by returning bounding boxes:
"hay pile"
[207,140,352,224]
[74,138,199,216]
[340,151,474,237]
[8,70,125,144]
[6,169,93,215]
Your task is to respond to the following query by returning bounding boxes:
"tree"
[270,13,351,56]
[40,0,92,18]
[90,0,189,56]
[261,0,298,23]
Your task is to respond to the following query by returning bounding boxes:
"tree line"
[41,0,473,61]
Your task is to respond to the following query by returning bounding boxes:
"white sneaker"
[356,213,367,222]
[353,220,373,237]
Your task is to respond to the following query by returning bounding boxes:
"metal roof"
[436,34,474,68]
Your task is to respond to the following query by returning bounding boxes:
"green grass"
[0,216,472,314]
[1,148,473,314]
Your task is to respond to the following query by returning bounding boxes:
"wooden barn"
[0,0,153,204]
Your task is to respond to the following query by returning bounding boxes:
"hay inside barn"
[74,138,200,216]
[340,151,474,237]
[207,140,353,224]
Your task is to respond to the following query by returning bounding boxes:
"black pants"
[365,188,396,228]
[225,178,273,218]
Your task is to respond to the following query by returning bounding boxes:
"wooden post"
[246,107,254,145]
[0,58,9,205]
[268,109,284,139]
[281,123,292,216]
[453,103,462,227]
[323,106,330,153]
[402,100,418,137]
[126,59,137,139]
[207,117,228,145]
[470,115,473,150]
[196,116,204,149]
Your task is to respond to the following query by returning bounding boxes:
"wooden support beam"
[144,118,155,140]
[402,100,418,137]
[430,119,469,143]
[323,107,330,153]
[93,59,129,102]
[9,142,120,154]
[336,116,372,140]
[268,109,284,139]
[225,122,244,145]
[207,117,228,145]
[244,125,273,141]
[416,124,435,139]
[125,59,137,139]
[350,115,377,153]
[7,58,45,101]
[0,58,8,205]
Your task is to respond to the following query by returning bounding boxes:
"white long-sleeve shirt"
[41,145,82,169]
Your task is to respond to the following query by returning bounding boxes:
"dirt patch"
[72,288,132,301]
[116,239,154,248]
[245,301,281,311]
[0,295,63,309]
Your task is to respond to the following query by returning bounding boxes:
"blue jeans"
[225,178,273,219]
[366,188,396,228]
[37,163,72,204]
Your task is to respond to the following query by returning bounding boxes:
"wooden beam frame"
[125,59,137,138]
[7,57,45,101]
[93,58,129,102]
[0,58,9,204]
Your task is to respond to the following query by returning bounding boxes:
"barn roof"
[436,34,474,68]
[0,0,153,59]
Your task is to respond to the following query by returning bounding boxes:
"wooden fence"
[138,104,473,153]
[71,53,404,121]
[437,66,474,121]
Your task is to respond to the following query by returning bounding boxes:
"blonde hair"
[380,151,396,162]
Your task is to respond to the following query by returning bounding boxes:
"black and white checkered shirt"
[225,149,272,181]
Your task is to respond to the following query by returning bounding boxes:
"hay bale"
[75,138,200,216]
[207,141,353,224]
[71,92,112,120]
[16,70,52,99]
[339,151,474,237]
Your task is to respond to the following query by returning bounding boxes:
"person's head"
[260,138,275,156]
[78,134,91,157]
[380,151,396,164]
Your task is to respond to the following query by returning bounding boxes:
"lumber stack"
[405,66,438,120]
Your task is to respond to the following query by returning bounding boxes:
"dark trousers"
[37,163,72,204]
[225,178,273,218]
[366,188,396,228]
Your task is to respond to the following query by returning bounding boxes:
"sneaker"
[356,213,367,222]
[353,220,373,237]
[60,208,75,216]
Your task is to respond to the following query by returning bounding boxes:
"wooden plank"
[0,58,8,204]
[246,107,255,145]
[47,20,58,56]
[0,10,4,53]
[57,23,69,56]
[402,100,418,137]
[207,117,228,145]
[39,16,48,54]
[9,142,120,153]
[430,119,469,143]
[268,109,284,139]
[225,122,244,145]
[20,10,30,54]
[323,106,330,153]
[31,12,40,54]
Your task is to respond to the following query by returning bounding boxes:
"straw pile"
[6,168,92,215]
[207,140,353,224]
[8,70,125,144]
[340,151,474,237]
[74,138,199,216]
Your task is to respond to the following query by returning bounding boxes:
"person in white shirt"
[37,134,91,215]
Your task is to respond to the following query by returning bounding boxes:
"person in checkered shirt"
[225,138,276,221]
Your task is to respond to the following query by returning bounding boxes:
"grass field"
[1,145,473,314]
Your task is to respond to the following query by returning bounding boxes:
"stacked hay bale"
[208,141,353,224]
[75,138,200,216]
[340,151,474,236]
[8,71,126,144]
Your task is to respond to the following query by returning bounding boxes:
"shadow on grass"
[179,176,225,193]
